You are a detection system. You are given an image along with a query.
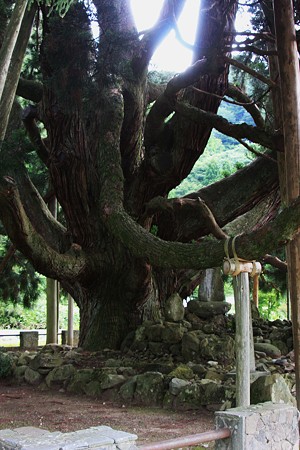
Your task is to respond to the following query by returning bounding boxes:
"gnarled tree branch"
[144,58,216,149]
[135,0,185,72]
[226,83,265,129]
[175,100,280,150]
[22,105,49,164]
[224,56,277,88]
[103,195,300,270]
[145,157,279,242]
[0,176,87,280]
[15,170,72,253]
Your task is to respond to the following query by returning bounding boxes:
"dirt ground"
[0,382,215,447]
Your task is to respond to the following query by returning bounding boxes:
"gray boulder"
[169,377,190,395]
[13,365,27,382]
[99,373,126,390]
[29,352,63,373]
[187,300,231,319]
[254,342,281,358]
[251,373,296,406]
[146,324,164,342]
[164,293,185,322]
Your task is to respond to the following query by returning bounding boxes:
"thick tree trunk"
[76,265,154,350]
[273,0,300,410]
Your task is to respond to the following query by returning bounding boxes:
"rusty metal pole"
[138,428,231,450]
[273,0,300,410]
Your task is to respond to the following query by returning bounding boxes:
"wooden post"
[223,258,261,406]
[46,278,58,344]
[46,197,59,344]
[252,275,259,309]
[67,294,74,346]
[273,0,300,409]
[233,272,251,407]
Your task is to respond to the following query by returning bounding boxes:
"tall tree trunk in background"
[273,0,300,409]
[0,0,28,100]
[0,3,35,143]
[198,268,225,302]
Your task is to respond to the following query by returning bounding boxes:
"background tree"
[0,0,299,351]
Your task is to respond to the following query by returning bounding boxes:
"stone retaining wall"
[0,425,137,449]
[215,402,299,449]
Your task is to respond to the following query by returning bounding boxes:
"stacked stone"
[215,403,299,450]
[0,425,137,449]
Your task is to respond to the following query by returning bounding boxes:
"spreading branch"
[235,137,276,161]
[144,195,228,241]
[226,84,265,129]
[103,195,300,270]
[14,169,72,253]
[144,58,217,148]
[174,101,279,150]
[136,0,185,71]
[228,44,277,56]
[0,177,86,280]
[95,80,294,271]
[262,254,287,272]
[148,157,278,242]
[224,56,277,88]
[228,31,275,44]
[22,105,49,164]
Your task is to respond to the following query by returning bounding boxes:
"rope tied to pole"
[223,236,262,278]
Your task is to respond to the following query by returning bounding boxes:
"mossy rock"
[119,376,137,402]
[198,335,235,364]
[174,383,201,410]
[67,368,95,393]
[168,364,194,381]
[161,323,186,344]
[45,364,76,388]
[0,352,14,379]
[84,380,102,397]
[134,372,164,406]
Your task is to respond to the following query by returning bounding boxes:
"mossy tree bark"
[0,0,300,349]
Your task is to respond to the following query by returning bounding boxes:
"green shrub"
[258,290,287,320]
[0,352,13,378]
